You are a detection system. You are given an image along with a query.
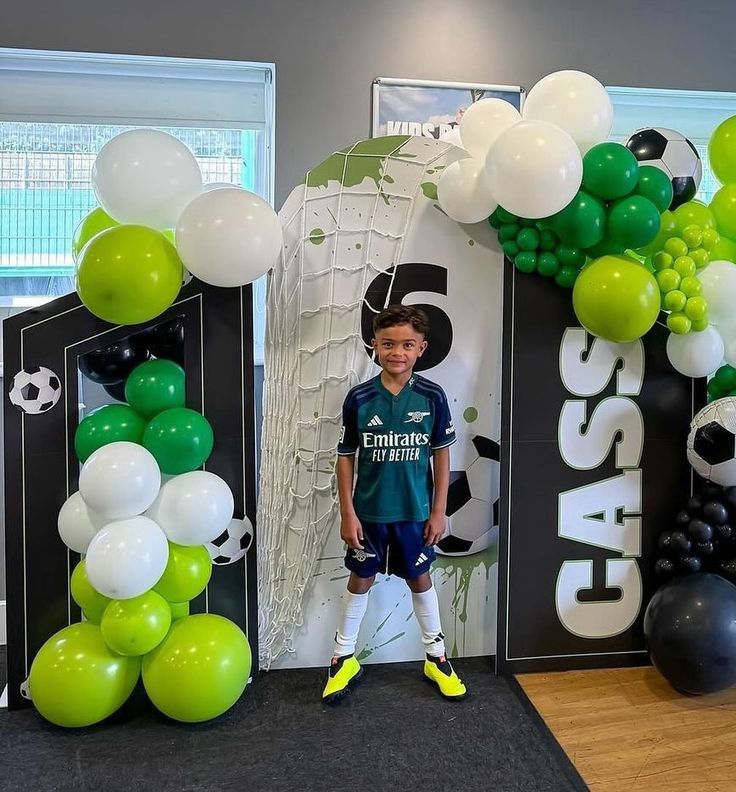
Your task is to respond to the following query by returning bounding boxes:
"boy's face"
[372,323,427,377]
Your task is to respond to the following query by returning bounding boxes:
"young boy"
[322,304,466,702]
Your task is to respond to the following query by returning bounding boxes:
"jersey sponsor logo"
[367,415,384,426]
[405,411,431,424]
[362,431,430,448]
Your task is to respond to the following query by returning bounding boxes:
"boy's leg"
[407,572,447,658]
[332,573,374,657]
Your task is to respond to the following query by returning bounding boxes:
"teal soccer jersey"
[337,374,456,522]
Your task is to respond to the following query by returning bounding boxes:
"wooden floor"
[517,666,736,792]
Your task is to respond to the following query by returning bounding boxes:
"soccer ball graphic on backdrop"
[9,366,62,415]
[207,515,254,565]
[624,127,702,210]
[687,398,736,486]
[437,434,500,557]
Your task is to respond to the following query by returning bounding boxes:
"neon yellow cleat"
[423,655,467,700]
[322,654,363,703]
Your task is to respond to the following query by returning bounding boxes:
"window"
[0,49,275,362]
[607,86,736,204]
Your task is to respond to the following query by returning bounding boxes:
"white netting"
[257,136,452,668]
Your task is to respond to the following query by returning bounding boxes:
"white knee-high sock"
[332,590,370,657]
[412,586,447,658]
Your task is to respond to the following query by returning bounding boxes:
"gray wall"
[3,0,736,206]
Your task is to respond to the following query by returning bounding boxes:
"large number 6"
[361,263,452,372]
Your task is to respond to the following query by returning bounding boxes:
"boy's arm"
[425,446,450,546]
[337,454,364,550]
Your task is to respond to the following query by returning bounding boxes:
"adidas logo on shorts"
[367,415,383,426]
[415,552,429,566]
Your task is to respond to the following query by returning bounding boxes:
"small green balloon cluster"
[489,206,585,288]
[707,364,736,402]
[651,225,720,334]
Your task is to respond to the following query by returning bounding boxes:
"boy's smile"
[372,323,427,379]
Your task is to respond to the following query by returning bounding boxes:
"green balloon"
[516,227,540,251]
[498,223,521,243]
[143,407,214,474]
[124,359,186,419]
[555,265,579,289]
[708,378,725,400]
[582,143,639,201]
[635,166,674,213]
[585,236,625,258]
[76,225,183,326]
[636,209,676,256]
[573,255,661,342]
[538,228,558,251]
[101,591,171,657]
[154,543,212,603]
[711,235,736,263]
[142,614,251,722]
[29,622,140,727]
[488,210,503,230]
[551,191,606,249]
[514,251,537,273]
[496,206,518,224]
[709,115,736,185]
[607,195,661,249]
[170,601,190,620]
[711,185,736,240]
[673,200,716,234]
[555,245,586,269]
[536,252,560,277]
[70,560,111,624]
[714,365,736,394]
[72,207,118,262]
[74,404,147,463]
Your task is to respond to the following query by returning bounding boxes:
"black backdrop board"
[497,263,699,673]
[3,281,258,710]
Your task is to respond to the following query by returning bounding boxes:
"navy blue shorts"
[344,521,435,580]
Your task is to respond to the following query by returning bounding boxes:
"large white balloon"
[176,187,283,287]
[437,158,498,224]
[57,491,106,554]
[459,98,521,160]
[720,322,736,367]
[485,120,583,219]
[146,470,234,545]
[92,130,203,230]
[79,441,161,520]
[522,70,613,154]
[697,261,736,327]
[666,325,725,378]
[438,127,471,167]
[85,517,169,600]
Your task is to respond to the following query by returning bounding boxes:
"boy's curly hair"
[372,304,430,338]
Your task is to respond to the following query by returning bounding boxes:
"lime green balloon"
[582,143,639,201]
[74,404,147,463]
[607,195,661,248]
[154,543,212,603]
[667,312,692,334]
[573,255,661,342]
[711,235,736,263]
[124,359,185,419]
[673,201,716,234]
[29,622,140,727]
[142,614,251,722]
[170,601,190,620]
[680,276,702,298]
[71,560,111,624]
[709,115,736,184]
[663,289,687,313]
[635,166,673,213]
[142,407,214,474]
[76,225,183,325]
[72,207,118,261]
[711,185,736,240]
[701,228,721,251]
[685,295,708,322]
[636,209,676,256]
[101,591,171,657]
[551,191,606,249]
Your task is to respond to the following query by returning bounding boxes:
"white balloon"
[438,127,471,167]
[79,441,161,520]
[437,158,498,224]
[720,321,736,366]
[85,517,169,599]
[176,187,283,287]
[697,261,736,327]
[203,181,236,191]
[146,470,234,545]
[666,325,724,378]
[92,130,203,230]
[485,120,583,219]
[57,491,106,554]
[459,99,521,160]
[523,70,613,154]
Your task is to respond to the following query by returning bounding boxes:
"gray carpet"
[0,651,587,792]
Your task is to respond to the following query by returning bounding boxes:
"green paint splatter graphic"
[305,135,412,190]
[308,228,326,245]
[421,182,438,201]
[463,407,479,423]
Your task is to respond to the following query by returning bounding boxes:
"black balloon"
[675,510,691,527]
[687,496,703,514]
[644,574,736,694]
[670,530,692,555]
[679,556,702,573]
[655,557,675,576]
[721,559,736,577]
[716,523,734,542]
[702,484,723,500]
[704,500,729,526]
[695,541,715,557]
[79,338,150,385]
[102,380,128,403]
[658,532,673,553]
[688,519,714,542]
[135,318,185,367]
[724,487,736,512]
